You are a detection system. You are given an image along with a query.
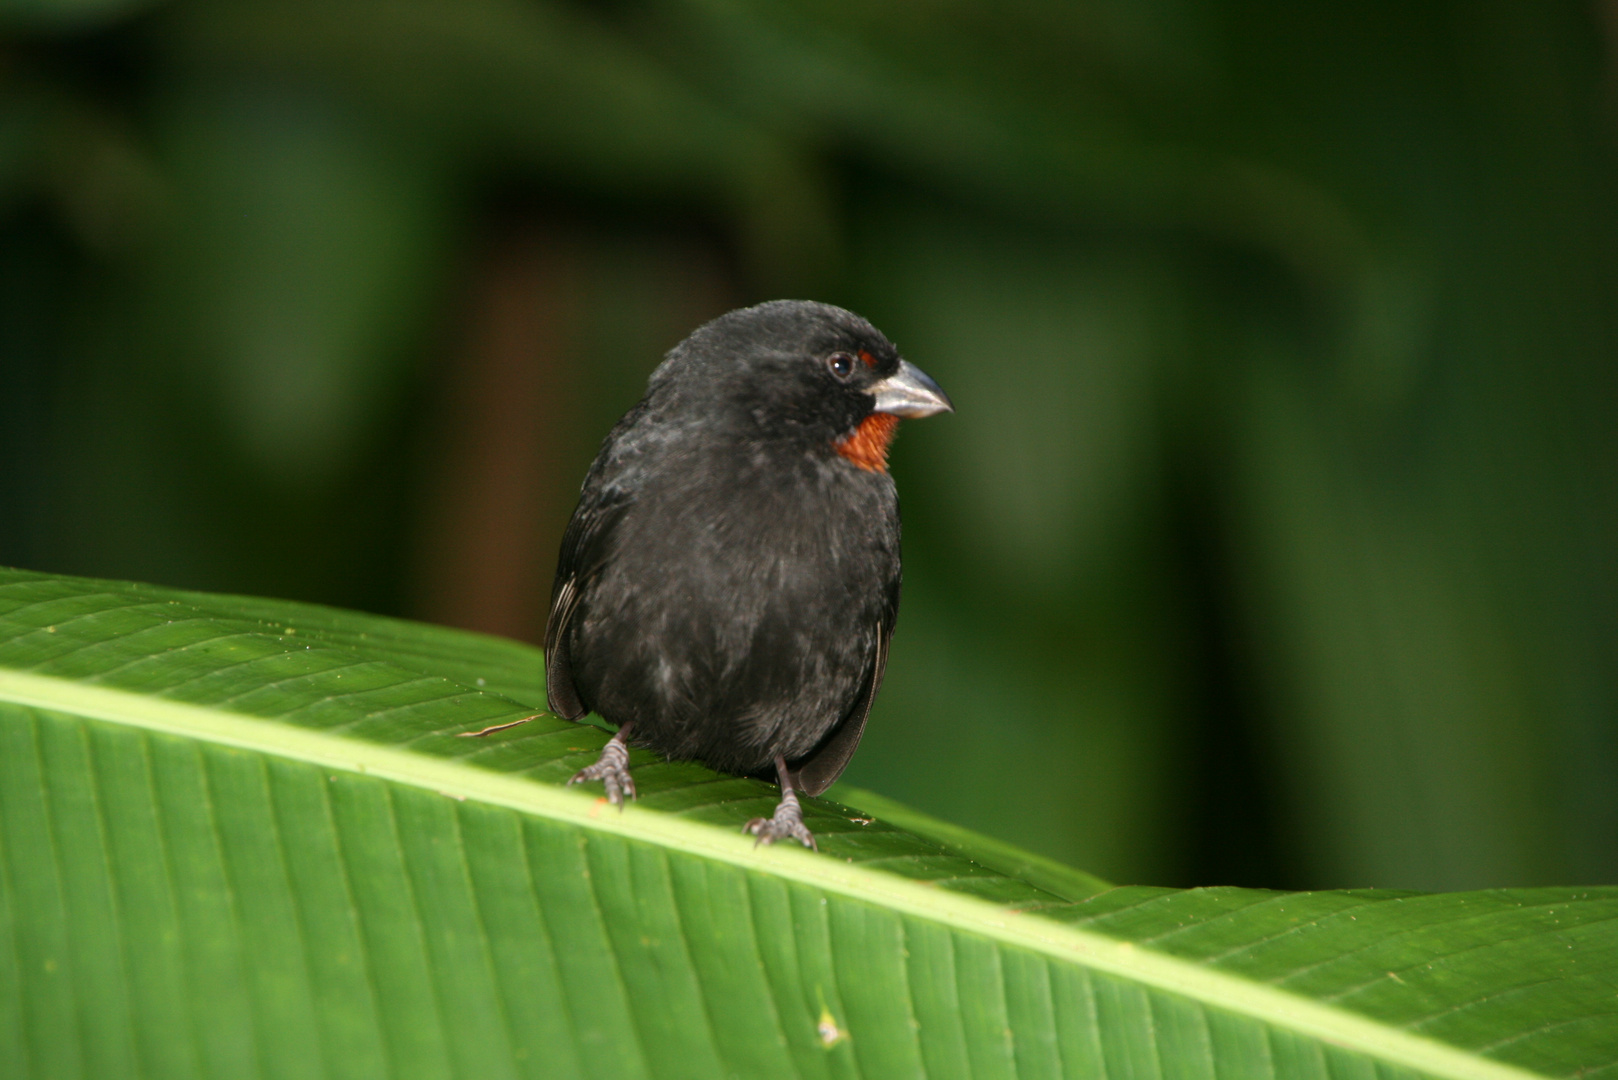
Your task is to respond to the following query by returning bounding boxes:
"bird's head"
[652,300,953,473]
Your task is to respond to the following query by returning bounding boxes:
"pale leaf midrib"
[0,665,1550,1080]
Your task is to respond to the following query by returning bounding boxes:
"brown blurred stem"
[412,226,579,642]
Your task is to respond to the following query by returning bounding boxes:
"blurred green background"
[3,0,1615,891]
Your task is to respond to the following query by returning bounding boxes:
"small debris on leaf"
[817,1007,848,1048]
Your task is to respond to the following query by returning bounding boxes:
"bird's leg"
[745,755,817,850]
[568,722,637,806]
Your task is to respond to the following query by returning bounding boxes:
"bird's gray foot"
[745,756,817,850]
[568,724,636,806]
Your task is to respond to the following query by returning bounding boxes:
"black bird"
[541,300,950,848]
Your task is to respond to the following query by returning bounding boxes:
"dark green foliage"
[2,0,1615,891]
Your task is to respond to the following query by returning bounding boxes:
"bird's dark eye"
[827,352,855,380]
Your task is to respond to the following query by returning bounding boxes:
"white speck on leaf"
[817,1008,848,1048]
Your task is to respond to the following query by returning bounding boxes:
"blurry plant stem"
[411,225,581,642]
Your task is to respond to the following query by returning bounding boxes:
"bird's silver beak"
[870,360,953,418]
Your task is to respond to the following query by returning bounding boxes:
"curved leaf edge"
[828,784,1112,901]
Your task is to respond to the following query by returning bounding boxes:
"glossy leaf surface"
[0,567,1612,1079]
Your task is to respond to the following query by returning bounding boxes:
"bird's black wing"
[792,617,893,797]
[544,483,631,720]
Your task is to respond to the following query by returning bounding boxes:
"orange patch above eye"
[858,349,876,369]
[835,413,900,473]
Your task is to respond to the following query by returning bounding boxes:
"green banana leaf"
[0,566,1611,1079]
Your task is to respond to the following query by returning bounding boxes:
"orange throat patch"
[835,412,900,473]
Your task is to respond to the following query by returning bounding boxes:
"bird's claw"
[745,787,817,850]
[568,732,636,806]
